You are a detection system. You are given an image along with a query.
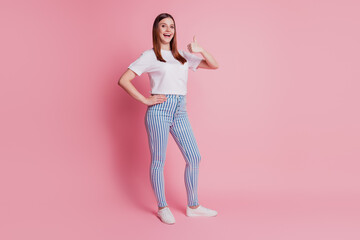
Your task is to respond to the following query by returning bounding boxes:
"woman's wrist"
[139,95,148,105]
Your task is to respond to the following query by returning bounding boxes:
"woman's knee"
[187,153,201,167]
[150,157,166,170]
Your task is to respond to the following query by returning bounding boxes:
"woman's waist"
[151,93,186,98]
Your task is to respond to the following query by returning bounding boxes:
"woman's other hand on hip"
[144,95,167,106]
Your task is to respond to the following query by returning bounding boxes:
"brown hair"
[152,13,187,64]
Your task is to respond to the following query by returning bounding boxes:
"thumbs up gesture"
[187,35,203,53]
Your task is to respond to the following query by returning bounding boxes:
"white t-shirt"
[128,48,203,95]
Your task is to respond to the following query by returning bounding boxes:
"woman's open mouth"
[163,34,172,38]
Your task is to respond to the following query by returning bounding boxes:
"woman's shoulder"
[133,48,156,61]
[142,48,156,55]
[141,48,157,59]
[143,48,153,53]
[178,49,190,59]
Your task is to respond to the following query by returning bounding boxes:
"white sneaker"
[157,207,176,224]
[186,205,218,217]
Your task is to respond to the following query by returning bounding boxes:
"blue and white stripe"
[145,94,201,207]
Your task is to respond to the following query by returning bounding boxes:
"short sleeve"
[181,50,203,72]
[128,51,152,76]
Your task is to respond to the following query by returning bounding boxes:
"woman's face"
[158,17,175,44]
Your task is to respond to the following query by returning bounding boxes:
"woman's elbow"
[118,69,136,87]
[118,78,123,87]
[118,77,128,88]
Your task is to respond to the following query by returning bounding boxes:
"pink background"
[1,0,359,239]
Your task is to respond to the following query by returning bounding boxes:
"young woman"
[118,13,219,224]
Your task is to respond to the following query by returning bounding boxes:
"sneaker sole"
[157,214,176,224]
[186,212,218,217]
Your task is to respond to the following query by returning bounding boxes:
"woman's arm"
[197,49,219,69]
[118,69,167,105]
[187,35,219,70]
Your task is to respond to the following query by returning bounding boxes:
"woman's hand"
[143,94,167,106]
[187,35,204,53]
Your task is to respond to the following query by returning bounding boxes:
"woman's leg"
[145,101,174,208]
[170,101,201,207]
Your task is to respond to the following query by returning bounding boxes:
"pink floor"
[3,191,359,239]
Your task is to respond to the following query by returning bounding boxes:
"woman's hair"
[152,13,187,64]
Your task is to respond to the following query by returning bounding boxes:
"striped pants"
[145,94,201,208]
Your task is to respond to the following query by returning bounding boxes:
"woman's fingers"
[157,95,167,100]
[148,95,167,106]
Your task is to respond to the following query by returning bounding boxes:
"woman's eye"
[161,25,174,28]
